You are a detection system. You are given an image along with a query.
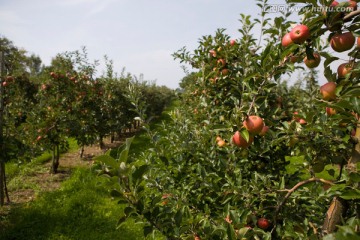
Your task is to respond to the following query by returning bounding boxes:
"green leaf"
[349,172,360,183]
[340,189,360,200]
[94,154,117,169]
[110,189,123,198]
[124,206,135,217]
[174,208,183,227]
[116,216,127,228]
[237,227,250,238]
[132,164,149,183]
[341,87,360,98]
[119,136,134,163]
[240,129,250,143]
[143,225,153,237]
[227,223,236,240]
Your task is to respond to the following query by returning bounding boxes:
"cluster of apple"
[281,24,322,68]
[231,115,269,148]
[208,39,237,83]
[282,1,359,69]
[1,76,14,87]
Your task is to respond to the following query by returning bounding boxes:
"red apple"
[326,107,337,116]
[230,39,236,46]
[217,139,226,147]
[2,81,8,87]
[259,125,269,136]
[357,37,360,48]
[304,52,321,68]
[330,32,355,52]
[337,62,353,78]
[293,111,300,121]
[243,115,264,135]
[346,1,358,11]
[351,128,356,137]
[290,55,301,63]
[232,131,254,148]
[299,119,307,125]
[289,25,310,44]
[221,68,229,76]
[50,72,58,78]
[257,218,270,230]
[281,32,293,47]
[217,59,226,67]
[6,76,14,82]
[320,82,337,101]
[209,49,216,57]
[36,136,42,141]
[330,1,339,7]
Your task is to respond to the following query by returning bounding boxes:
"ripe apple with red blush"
[232,131,254,148]
[289,24,310,44]
[304,52,321,68]
[282,32,293,47]
[330,32,355,52]
[326,107,337,116]
[257,218,270,230]
[243,115,264,135]
[337,62,353,78]
[320,82,337,100]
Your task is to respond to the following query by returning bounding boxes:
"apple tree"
[97,0,359,239]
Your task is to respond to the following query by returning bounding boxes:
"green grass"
[0,168,144,240]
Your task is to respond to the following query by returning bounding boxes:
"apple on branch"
[289,24,310,44]
[330,32,355,52]
[320,82,337,101]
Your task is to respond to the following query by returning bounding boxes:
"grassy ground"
[0,101,179,240]
[0,168,143,240]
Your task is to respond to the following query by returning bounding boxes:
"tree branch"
[344,9,360,21]
[275,177,334,215]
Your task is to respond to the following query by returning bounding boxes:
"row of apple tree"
[0,37,175,176]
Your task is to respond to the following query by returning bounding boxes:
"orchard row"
[0,39,174,175]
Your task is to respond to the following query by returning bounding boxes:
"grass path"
[0,134,145,240]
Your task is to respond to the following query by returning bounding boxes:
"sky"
[0,0,350,89]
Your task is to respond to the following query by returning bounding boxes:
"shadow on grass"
[0,168,143,240]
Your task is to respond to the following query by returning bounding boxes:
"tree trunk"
[79,145,84,159]
[50,144,60,174]
[322,196,348,235]
[99,135,105,149]
[0,161,5,206]
[111,132,115,143]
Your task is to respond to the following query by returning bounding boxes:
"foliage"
[97,0,360,239]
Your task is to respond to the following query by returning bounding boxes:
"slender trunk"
[111,132,115,143]
[50,144,60,174]
[55,144,60,171]
[99,135,105,149]
[50,145,56,174]
[322,196,348,235]
[4,172,10,203]
[0,161,4,206]
[79,145,84,158]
